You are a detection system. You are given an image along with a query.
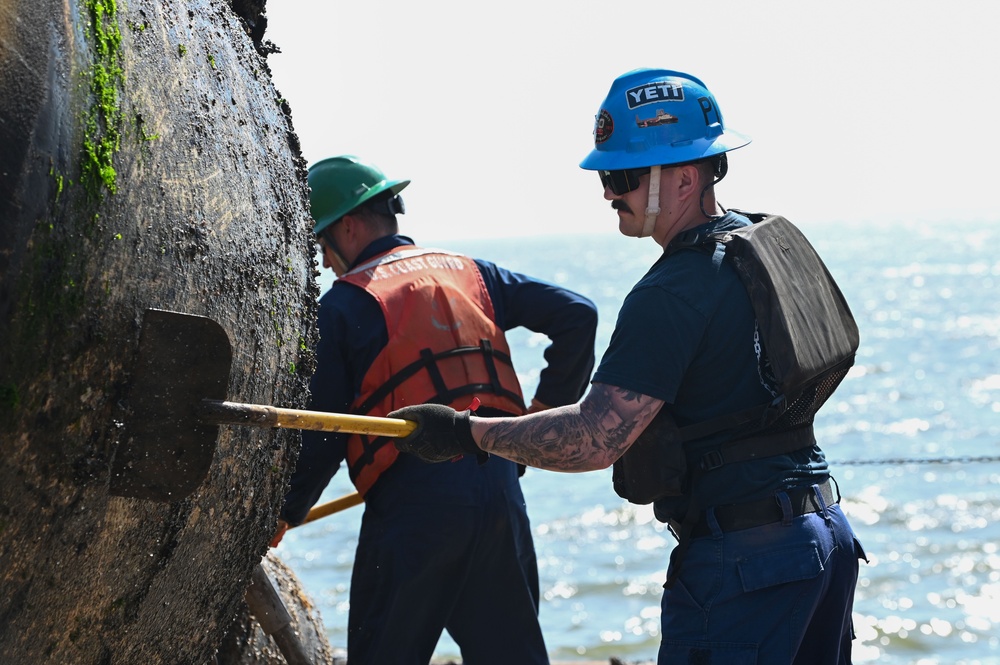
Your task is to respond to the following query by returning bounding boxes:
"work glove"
[389,404,487,464]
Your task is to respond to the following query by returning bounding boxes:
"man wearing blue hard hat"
[274,155,598,664]
[392,70,866,663]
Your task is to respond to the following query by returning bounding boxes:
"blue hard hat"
[580,68,751,171]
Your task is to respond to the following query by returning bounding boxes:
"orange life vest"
[338,245,526,496]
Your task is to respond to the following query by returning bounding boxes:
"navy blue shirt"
[593,213,828,521]
[281,234,598,524]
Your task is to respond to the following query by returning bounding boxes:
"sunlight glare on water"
[278,220,1000,663]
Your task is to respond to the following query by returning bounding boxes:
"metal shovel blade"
[110,309,416,503]
[109,309,231,502]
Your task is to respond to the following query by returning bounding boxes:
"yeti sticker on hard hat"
[625,81,684,109]
[594,109,614,144]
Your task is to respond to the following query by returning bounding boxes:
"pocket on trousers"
[659,640,757,664]
[737,542,823,593]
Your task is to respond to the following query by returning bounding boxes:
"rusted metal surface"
[0,0,320,661]
[218,552,336,665]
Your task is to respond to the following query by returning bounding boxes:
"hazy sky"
[264,1,1000,241]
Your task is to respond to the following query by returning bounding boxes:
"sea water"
[277,218,1000,664]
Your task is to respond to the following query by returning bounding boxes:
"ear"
[338,213,358,238]
[674,164,701,201]
[337,212,375,260]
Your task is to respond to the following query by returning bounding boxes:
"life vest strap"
[479,339,504,395]
[696,424,816,472]
[421,348,450,398]
[354,342,520,415]
[349,434,392,482]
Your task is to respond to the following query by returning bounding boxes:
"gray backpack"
[612,212,859,504]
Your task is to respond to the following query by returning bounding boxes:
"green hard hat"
[307,155,410,235]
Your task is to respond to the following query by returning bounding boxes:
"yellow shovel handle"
[198,402,405,528]
[200,400,417,437]
[271,407,416,437]
[298,492,364,526]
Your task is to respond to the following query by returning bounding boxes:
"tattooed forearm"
[474,383,663,472]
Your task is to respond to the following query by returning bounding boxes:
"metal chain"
[837,454,1000,466]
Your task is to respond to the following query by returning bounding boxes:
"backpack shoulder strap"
[725,208,771,225]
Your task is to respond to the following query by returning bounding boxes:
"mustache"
[612,200,632,215]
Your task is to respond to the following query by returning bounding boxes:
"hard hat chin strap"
[642,165,661,237]
[321,226,352,276]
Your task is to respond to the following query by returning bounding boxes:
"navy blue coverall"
[595,212,865,664]
[281,234,598,664]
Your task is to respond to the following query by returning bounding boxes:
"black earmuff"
[368,193,406,216]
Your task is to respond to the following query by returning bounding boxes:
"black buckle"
[760,394,787,427]
[700,450,725,471]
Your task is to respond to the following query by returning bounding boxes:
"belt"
[690,479,837,538]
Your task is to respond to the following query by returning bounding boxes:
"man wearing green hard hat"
[276,154,598,664]
[306,155,411,275]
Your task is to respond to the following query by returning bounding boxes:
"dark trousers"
[658,484,865,664]
[347,454,549,664]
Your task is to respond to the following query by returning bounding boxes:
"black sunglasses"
[598,167,651,196]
